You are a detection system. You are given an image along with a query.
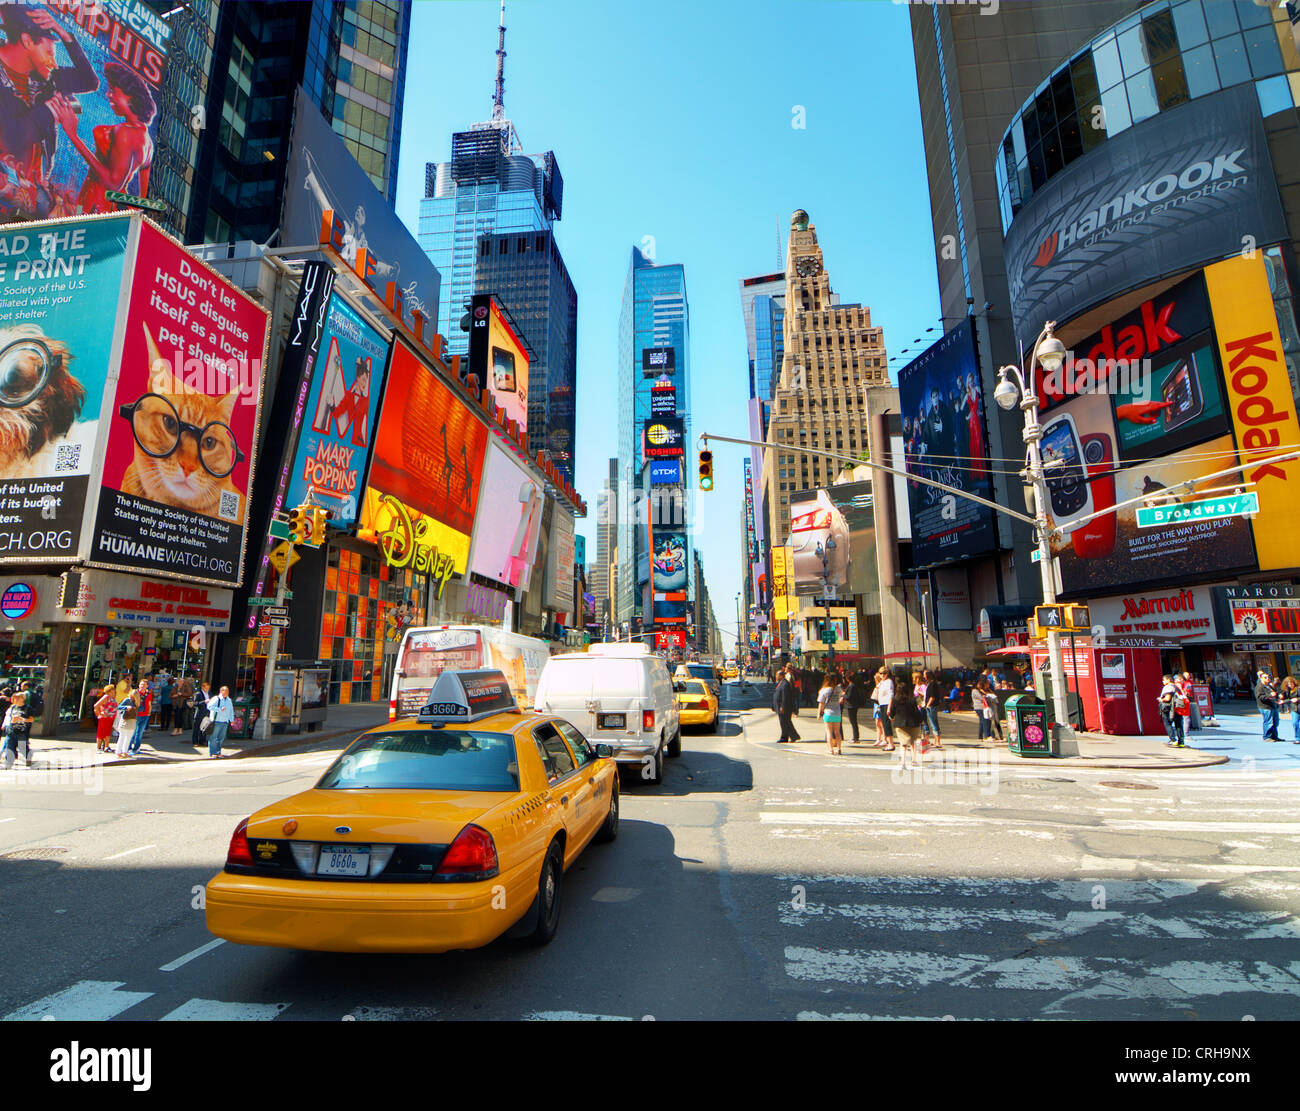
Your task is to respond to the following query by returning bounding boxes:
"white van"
[533,643,681,784]
[389,625,552,721]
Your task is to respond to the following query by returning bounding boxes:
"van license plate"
[597,713,625,729]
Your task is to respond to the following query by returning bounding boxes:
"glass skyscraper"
[616,246,691,626]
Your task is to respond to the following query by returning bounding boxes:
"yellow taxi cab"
[205,669,619,954]
[721,666,738,680]
[673,678,718,732]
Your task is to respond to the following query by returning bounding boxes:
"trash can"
[229,694,259,740]
[1004,692,1056,757]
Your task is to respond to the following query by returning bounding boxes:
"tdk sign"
[650,460,681,485]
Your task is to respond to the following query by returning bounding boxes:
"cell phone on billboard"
[492,346,516,393]
[1040,413,1092,522]
[1072,432,1117,559]
[1160,357,1203,431]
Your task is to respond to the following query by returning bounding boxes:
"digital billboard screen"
[649,459,681,485]
[641,347,675,376]
[467,441,543,595]
[467,294,529,436]
[651,531,687,593]
[650,382,676,416]
[898,319,998,567]
[643,417,684,460]
[0,1,172,222]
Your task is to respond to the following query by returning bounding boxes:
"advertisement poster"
[651,530,687,593]
[361,341,487,575]
[643,416,684,460]
[0,1,172,222]
[90,219,269,587]
[1205,253,1300,572]
[653,595,687,623]
[772,545,794,620]
[545,509,575,614]
[899,319,998,566]
[1108,341,1228,461]
[468,294,529,436]
[467,441,543,593]
[285,290,387,526]
[0,214,130,562]
[650,459,680,485]
[281,90,440,333]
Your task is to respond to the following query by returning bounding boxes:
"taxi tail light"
[436,824,499,879]
[642,709,655,731]
[225,818,254,869]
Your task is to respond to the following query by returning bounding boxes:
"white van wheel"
[666,728,681,758]
[648,742,664,784]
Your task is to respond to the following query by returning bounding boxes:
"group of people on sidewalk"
[92,675,237,760]
[772,664,993,769]
[1252,671,1300,743]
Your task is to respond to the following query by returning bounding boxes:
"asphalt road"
[4,680,1299,1020]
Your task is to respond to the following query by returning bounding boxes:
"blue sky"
[396,0,942,652]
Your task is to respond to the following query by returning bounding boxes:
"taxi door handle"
[560,795,569,806]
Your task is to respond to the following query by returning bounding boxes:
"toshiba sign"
[1003,85,1286,351]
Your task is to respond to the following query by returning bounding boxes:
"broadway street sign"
[1136,492,1259,528]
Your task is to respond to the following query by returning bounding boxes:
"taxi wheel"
[596,781,619,842]
[667,729,682,758]
[527,842,564,946]
[707,713,718,734]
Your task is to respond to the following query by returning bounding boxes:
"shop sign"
[37,571,233,631]
[466,580,508,623]
[1212,583,1300,639]
[0,583,36,621]
[1088,585,1216,643]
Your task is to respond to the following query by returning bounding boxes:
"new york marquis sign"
[1135,492,1259,528]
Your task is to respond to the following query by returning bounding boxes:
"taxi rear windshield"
[317,731,519,792]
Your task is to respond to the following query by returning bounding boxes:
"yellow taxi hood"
[245,789,509,844]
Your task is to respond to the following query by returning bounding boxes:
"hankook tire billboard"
[1003,85,1287,348]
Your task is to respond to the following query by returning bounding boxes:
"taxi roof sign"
[417,669,519,725]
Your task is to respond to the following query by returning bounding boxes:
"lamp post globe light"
[995,321,1075,743]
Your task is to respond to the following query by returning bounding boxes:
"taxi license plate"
[317,845,370,877]
[597,713,625,729]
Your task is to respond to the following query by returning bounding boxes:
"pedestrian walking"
[844,671,868,743]
[873,667,895,751]
[1278,676,1300,743]
[1255,671,1280,741]
[93,685,117,752]
[773,667,800,743]
[115,672,133,704]
[171,675,192,735]
[1,690,34,769]
[923,669,944,750]
[156,672,173,733]
[975,678,998,742]
[126,680,153,756]
[190,680,212,746]
[818,670,844,756]
[206,684,235,758]
[113,687,139,758]
[888,667,925,769]
[1158,674,1186,747]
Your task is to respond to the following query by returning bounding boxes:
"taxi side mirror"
[594,744,613,759]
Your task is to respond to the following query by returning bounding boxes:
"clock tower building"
[762,210,889,550]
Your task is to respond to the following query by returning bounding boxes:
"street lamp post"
[816,537,837,669]
[995,321,1075,743]
[735,592,743,667]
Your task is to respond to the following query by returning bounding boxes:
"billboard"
[282,88,440,334]
[467,441,543,594]
[653,595,687,623]
[361,341,487,576]
[467,294,529,436]
[544,506,575,614]
[898,319,997,566]
[0,1,172,222]
[650,380,676,416]
[650,530,687,592]
[285,289,388,526]
[90,219,269,587]
[649,459,680,485]
[1003,85,1288,351]
[1205,253,1300,573]
[0,214,131,562]
[643,417,684,460]
[641,347,674,376]
[771,545,794,620]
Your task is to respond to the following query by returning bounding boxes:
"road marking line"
[160,999,290,1021]
[523,1011,634,1021]
[104,844,156,860]
[159,938,226,972]
[345,1005,440,1020]
[0,817,14,824]
[3,980,152,1022]
[759,810,1300,835]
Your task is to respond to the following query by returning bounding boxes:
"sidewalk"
[741,704,1230,769]
[21,702,389,771]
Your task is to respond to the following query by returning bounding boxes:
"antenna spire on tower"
[492,0,507,122]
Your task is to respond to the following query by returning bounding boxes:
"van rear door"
[391,628,483,719]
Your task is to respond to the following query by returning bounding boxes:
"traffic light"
[311,507,329,546]
[288,505,308,545]
[698,449,713,491]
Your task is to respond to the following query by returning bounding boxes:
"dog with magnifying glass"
[0,323,88,480]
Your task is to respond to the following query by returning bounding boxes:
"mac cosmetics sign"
[1003,85,1287,349]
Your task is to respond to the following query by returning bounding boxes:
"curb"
[23,719,383,771]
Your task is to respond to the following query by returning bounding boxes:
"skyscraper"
[164,0,411,245]
[592,458,619,632]
[418,4,564,361]
[473,228,578,480]
[617,246,691,626]
[762,210,888,549]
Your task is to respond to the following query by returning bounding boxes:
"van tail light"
[436,824,499,880]
[643,709,655,731]
[388,699,396,723]
[225,818,254,869]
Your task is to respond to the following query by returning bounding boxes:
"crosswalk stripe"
[3,980,152,1021]
[159,999,290,1021]
[760,810,1300,835]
